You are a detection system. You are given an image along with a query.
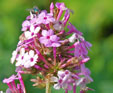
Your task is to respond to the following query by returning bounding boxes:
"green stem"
[46,78,51,93]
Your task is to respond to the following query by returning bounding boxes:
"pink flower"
[39,29,61,47]
[26,11,34,20]
[74,40,92,59]
[67,22,83,36]
[16,48,27,66]
[53,21,64,31]
[3,75,17,84]
[23,50,38,68]
[76,77,93,91]
[50,2,54,14]
[68,33,76,43]
[79,64,93,82]
[3,73,25,93]
[24,25,40,39]
[3,75,19,93]
[16,49,38,68]
[4,2,93,93]
[36,11,55,24]
[53,70,75,90]
[21,20,31,31]
[56,2,67,20]
[11,50,18,64]
[21,12,37,31]
[55,2,67,10]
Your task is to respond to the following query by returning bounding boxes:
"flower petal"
[30,25,35,32]
[50,35,59,41]
[29,50,34,57]
[47,29,54,36]
[24,31,32,39]
[53,84,60,90]
[50,76,58,82]
[34,27,41,33]
[42,30,48,36]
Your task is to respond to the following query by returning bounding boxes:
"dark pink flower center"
[44,17,47,20]
[30,58,34,62]
[65,71,69,74]
[83,78,86,83]
[59,21,62,25]
[46,36,50,39]
[31,32,34,36]
[21,56,24,60]
[59,79,62,83]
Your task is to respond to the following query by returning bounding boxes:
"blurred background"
[0,0,113,93]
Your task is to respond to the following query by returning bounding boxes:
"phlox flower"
[22,12,36,31]
[23,50,38,68]
[3,73,25,93]
[53,70,75,90]
[68,33,85,43]
[26,11,34,20]
[16,48,27,67]
[50,2,54,14]
[39,29,61,47]
[0,91,3,93]
[24,25,40,39]
[3,75,17,84]
[67,22,83,35]
[6,88,13,93]
[11,50,18,64]
[36,11,55,24]
[79,64,93,82]
[4,2,93,93]
[56,2,67,20]
[76,77,92,91]
[74,40,92,59]
[53,21,64,31]
[68,33,76,43]
[21,20,31,31]
[55,2,67,11]
[3,75,18,93]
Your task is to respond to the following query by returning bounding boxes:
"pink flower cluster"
[3,2,93,93]
[3,71,25,93]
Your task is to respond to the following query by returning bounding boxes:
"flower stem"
[80,90,86,93]
[57,10,63,20]
[35,48,53,68]
[65,89,68,93]
[34,65,46,72]
[46,78,51,93]
[53,47,56,65]
[18,72,26,93]
[73,84,76,93]
[7,83,14,93]
[64,14,70,26]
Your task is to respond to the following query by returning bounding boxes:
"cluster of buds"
[3,2,93,93]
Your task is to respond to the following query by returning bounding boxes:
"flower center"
[59,79,62,83]
[21,56,24,60]
[30,58,34,62]
[31,32,34,36]
[46,36,50,39]
[59,21,62,25]
[65,71,69,74]
[44,17,47,20]
[83,78,86,83]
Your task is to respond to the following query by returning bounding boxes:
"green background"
[0,0,113,93]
